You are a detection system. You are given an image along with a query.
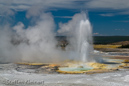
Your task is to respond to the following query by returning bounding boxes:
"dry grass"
[94,45,122,49]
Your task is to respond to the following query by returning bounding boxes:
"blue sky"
[0,0,129,36]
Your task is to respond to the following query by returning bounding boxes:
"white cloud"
[85,0,129,15]
[99,13,114,17]
[118,11,129,15]
[86,0,129,10]
[1,0,129,16]
[0,0,79,11]
[93,33,103,36]
[55,16,72,18]
[0,0,81,16]
[93,33,99,35]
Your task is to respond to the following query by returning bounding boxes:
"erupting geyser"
[59,12,93,62]
[77,13,93,62]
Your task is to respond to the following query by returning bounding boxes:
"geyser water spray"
[77,13,93,62]
[59,12,93,62]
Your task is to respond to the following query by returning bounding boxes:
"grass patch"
[94,45,122,49]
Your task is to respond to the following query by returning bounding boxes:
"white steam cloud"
[0,1,93,63]
[0,12,68,63]
[58,12,93,62]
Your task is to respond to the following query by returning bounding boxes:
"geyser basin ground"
[15,56,129,74]
[0,62,129,86]
[1,50,129,86]
[58,67,93,72]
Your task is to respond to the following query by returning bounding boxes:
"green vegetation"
[120,44,129,48]
[93,36,129,44]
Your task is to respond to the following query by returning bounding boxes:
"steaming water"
[0,12,93,63]
[58,12,93,62]
[77,13,93,62]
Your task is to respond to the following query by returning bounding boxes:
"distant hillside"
[93,36,129,44]
[56,36,129,45]
[110,41,129,45]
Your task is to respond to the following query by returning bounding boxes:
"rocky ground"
[1,49,129,86]
[1,40,129,86]
[0,63,129,86]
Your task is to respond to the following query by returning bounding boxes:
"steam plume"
[0,13,68,63]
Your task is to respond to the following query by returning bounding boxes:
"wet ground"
[0,63,129,86]
[0,49,129,86]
